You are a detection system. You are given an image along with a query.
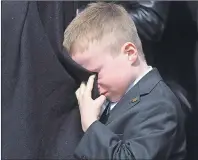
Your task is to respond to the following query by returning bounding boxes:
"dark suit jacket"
[74,68,186,160]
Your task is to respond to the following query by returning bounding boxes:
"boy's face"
[71,42,137,102]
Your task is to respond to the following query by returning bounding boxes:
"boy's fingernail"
[91,75,95,78]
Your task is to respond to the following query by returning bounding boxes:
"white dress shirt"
[100,66,153,115]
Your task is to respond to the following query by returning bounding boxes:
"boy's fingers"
[79,82,86,97]
[85,75,95,97]
[75,88,80,101]
[95,95,106,107]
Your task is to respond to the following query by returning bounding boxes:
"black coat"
[186,2,198,160]
[2,1,90,159]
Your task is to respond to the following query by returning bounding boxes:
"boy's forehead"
[70,39,112,67]
[72,48,105,72]
[72,50,94,66]
[72,52,89,64]
[71,43,102,61]
[71,42,95,56]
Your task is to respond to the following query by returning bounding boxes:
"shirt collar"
[125,66,153,94]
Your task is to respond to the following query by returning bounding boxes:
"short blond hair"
[63,2,144,57]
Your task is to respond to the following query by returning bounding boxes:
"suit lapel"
[106,84,140,124]
[106,68,163,125]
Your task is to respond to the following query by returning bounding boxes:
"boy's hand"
[76,75,106,132]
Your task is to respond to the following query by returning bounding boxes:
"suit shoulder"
[153,81,180,104]
[148,80,183,116]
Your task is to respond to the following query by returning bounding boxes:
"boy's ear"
[121,42,138,63]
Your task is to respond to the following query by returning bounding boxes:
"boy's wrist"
[82,116,98,132]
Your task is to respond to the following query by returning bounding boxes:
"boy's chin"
[105,94,120,103]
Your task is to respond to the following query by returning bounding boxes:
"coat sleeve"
[74,100,178,160]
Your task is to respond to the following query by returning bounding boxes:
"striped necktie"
[99,101,111,124]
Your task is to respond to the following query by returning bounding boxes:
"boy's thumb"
[95,95,106,107]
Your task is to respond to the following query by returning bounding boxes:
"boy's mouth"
[100,91,108,96]
[98,84,108,96]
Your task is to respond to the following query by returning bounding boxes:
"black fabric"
[2,1,97,159]
[153,3,197,160]
[186,2,198,160]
